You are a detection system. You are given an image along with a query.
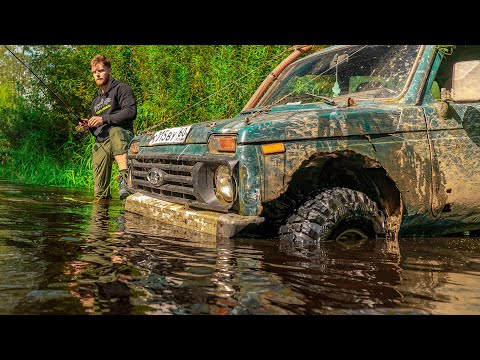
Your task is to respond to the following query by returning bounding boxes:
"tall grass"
[0,45,321,191]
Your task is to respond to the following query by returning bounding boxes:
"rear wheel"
[279,187,386,243]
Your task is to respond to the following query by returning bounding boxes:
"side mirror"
[451,60,480,102]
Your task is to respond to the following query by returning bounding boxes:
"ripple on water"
[2,182,480,314]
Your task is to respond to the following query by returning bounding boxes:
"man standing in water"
[80,54,137,201]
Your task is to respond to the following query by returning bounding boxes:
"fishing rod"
[3,45,118,202]
[3,45,111,158]
[2,45,85,125]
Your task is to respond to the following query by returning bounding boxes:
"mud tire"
[279,187,386,242]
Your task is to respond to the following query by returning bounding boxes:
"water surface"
[1,180,480,315]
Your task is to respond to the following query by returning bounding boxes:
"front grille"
[128,152,237,212]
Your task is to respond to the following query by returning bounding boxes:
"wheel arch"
[261,150,403,236]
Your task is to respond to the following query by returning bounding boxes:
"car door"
[422,45,480,232]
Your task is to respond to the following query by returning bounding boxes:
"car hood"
[137,103,422,146]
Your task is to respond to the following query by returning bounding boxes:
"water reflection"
[275,237,407,314]
[2,181,480,315]
[62,201,130,314]
[395,237,480,315]
[119,212,303,315]
[0,182,91,314]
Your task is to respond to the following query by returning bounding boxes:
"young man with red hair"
[80,54,137,200]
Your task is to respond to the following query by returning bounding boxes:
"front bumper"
[124,193,264,238]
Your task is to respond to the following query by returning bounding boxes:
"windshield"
[257,45,422,106]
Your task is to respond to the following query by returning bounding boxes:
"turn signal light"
[208,135,237,153]
[261,143,285,155]
[219,137,236,152]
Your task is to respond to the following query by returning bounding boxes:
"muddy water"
[1,180,480,315]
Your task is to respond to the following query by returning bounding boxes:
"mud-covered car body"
[125,45,480,239]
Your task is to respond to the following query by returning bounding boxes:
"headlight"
[208,135,237,153]
[214,165,235,203]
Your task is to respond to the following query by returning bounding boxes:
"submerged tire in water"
[279,187,386,243]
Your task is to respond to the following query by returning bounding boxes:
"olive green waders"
[92,127,133,199]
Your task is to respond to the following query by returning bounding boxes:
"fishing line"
[2,45,83,122]
[3,45,115,202]
[140,45,298,135]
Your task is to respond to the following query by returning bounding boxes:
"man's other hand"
[78,118,89,130]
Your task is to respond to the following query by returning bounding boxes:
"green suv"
[124,45,480,242]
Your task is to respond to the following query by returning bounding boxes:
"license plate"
[149,125,192,145]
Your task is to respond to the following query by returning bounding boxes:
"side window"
[434,45,480,100]
[433,46,480,143]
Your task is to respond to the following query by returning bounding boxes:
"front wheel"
[279,187,386,243]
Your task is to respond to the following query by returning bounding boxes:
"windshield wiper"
[303,93,336,106]
[240,107,271,115]
[280,92,337,106]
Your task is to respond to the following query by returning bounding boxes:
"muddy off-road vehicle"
[124,45,480,242]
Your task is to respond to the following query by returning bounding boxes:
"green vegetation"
[0,45,324,194]
[436,45,456,57]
